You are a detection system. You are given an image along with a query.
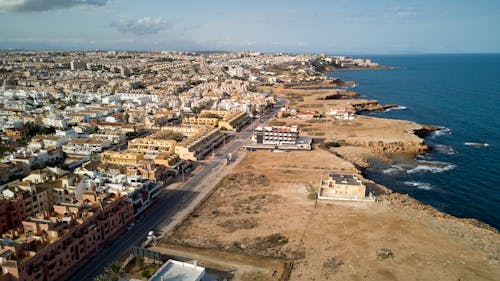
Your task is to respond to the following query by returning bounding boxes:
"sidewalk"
[157,150,247,237]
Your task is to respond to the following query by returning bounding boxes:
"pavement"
[69,104,281,281]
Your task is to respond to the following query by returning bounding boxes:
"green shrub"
[326,141,341,148]
[141,269,151,278]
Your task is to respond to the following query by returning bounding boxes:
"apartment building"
[5,129,27,142]
[0,193,133,281]
[182,116,219,127]
[128,132,177,155]
[252,125,299,145]
[217,111,250,131]
[174,128,226,161]
[101,150,146,166]
[124,162,169,182]
[1,182,52,219]
[0,196,26,234]
[62,138,111,157]
[153,152,181,170]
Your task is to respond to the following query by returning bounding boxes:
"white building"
[62,138,111,157]
[149,259,206,281]
[42,114,68,128]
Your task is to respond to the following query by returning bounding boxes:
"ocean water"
[329,54,500,230]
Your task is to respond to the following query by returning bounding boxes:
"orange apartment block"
[0,193,134,281]
[0,196,26,234]
[5,129,27,142]
[125,162,170,182]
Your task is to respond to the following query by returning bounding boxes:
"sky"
[0,0,499,54]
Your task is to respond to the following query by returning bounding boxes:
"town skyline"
[1,0,500,54]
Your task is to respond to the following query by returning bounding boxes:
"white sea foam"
[464,142,490,148]
[385,105,407,112]
[433,144,456,155]
[431,127,452,138]
[406,160,456,174]
[382,164,412,175]
[404,181,433,190]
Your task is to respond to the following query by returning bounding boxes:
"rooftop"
[330,174,362,186]
[149,259,205,281]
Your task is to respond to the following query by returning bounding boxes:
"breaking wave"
[382,161,456,175]
[430,126,452,138]
[464,142,490,148]
[382,164,412,175]
[433,144,456,155]
[404,181,433,190]
[385,105,407,112]
[406,160,456,174]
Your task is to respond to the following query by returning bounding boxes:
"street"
[69,104,280,281]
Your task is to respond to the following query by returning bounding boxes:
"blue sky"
[0,0,499,53]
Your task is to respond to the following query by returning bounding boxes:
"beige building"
[101,150,146,165]
[318,174,373,201]
[0,193,133,281]
[218,111,250,131]
[182,116,219,127]
[131,126,226,161]
[174,128,226,161]
[153,152,181,169]
[198,110,250,131]
[128,131,177,154]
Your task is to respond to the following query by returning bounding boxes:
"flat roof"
[330,174,362,186]
[149,259,205,281]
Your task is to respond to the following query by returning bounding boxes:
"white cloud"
[110,17,172,35]
[0,0,108,12]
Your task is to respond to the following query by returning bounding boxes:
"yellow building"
[6,128,27,141]
[318,174,372,201]
[182,116,219,127]
[153,152,181,169]
[101,150,146,165]
[196,110,249,131]
[218,111,249,131]
[128,131,177,154]
[174,128,225,161]
[130,126,226,161]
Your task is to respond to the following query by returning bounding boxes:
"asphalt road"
[69,105,280,281]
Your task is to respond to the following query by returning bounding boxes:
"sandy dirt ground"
[264,86,428,163]
[162,87,499,280]
[166,148,499,281]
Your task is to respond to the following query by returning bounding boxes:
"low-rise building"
[318,173,373,201]
[62,138,111,157]
[128,131,177,155]
[218,111,250,131]
[153,152,181,170]
[5,128,27,142]
[326,107,356,120]
[173,128,226,161]
[149,259,206,281]
[101,150,146,166]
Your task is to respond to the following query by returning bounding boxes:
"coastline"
[263,83,498,232]
[166,90,500,280]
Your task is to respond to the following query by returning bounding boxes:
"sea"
[329,54,500,230]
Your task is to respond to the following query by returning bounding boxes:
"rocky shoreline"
[320,84,499,232]
[269,80,498,233]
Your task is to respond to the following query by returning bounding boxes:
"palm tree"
[104,261,125,281]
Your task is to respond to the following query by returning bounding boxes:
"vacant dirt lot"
[165,148,500,280]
